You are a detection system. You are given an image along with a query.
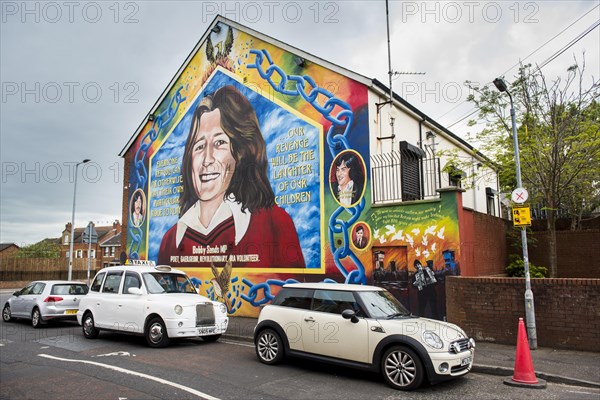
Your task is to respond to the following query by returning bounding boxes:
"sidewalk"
[224,317,600,389]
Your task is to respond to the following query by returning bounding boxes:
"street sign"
[82,221,98,244]
[512,205,531,227]
[511,187,529,204]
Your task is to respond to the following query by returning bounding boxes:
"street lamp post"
[493,78,537,349]
[68,159,91,281]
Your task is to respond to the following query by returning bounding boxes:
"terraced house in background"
[119,16,503,319]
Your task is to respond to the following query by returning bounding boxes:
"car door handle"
[304,316,315,322]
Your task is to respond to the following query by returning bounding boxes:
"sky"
[1,0,598,246]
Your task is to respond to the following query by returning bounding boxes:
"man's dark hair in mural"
[332,151,363,206]
[158,85,305,268]
[412,259,439,320]
[353,225,367,249]
[130,190,145,227]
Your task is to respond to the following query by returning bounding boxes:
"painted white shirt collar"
[175,197,251,247]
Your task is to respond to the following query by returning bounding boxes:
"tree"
[466,57,600,277]
[17,239,61,258]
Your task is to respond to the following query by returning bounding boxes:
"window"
[19,283,36,295]
[90,272,106,292]
[76,250,82,258]
[448,166,465,188]
[486,187,496,216]
[399,141,425,201]
[52,284,88,295]
[123,272,141,294]
[32,282,45,295]
[312,290,362,315]
[90,250,96,259]
[272,288,313,310]
[64,235,69,245]
[103,247,109,256]
[110,246,115,256]
[66,251,70,259]
[102,271,123,294]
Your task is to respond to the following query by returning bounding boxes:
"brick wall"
[446,276,600,351]
[121,156,131,253]
[527,230,600,278]
[460,209,510,276]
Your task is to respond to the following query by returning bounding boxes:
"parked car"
[2,280,89,328]
[77,263,229,347]
[254,283,475,391]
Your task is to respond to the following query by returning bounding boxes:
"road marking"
[221,339,254,348]
[38,354,221,400]
[93,351,135,357]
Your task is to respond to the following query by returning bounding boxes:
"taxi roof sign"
[126,259,156,266]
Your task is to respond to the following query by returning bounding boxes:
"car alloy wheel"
[2,305,12,322]
[145,317,170,348]
[256,329,284,365]
[31,308,43,329]
[82,313,100,339]
[381,346,424,391]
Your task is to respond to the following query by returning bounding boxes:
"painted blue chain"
[128,86,186,259]
[247,49,366,285]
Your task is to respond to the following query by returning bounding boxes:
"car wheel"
[31,308,45,329]
[2,304,12,322]
[82,312,100,339]
[255,328,284,365]
[145,317,170,348]
[381,345,424,391]
[201,334,221,342]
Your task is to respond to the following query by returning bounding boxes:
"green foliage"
[16,240,61,258]
[505,254,548,278]
[206,36,214,63]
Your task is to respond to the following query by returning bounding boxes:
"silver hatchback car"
[2,280,89,328]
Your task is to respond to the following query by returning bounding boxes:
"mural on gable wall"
[125,23,461,318]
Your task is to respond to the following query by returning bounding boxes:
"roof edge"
[120,15,372,157]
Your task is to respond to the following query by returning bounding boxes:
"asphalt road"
[1,294,599,400]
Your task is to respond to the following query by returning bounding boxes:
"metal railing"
[371,150,441,205]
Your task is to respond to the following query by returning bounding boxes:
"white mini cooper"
[254,283,475,391]
[77,264,228,347]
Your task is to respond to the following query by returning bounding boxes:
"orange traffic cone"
[503,318,547,388]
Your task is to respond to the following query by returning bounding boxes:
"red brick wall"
[121,155,131,254]
[460,209,510,277]
[527,230,600,278]
[446,276,600,351]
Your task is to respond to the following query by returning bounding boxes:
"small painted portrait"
[352,223,369,249]
[130,189,146,227]
[330,150,365,207]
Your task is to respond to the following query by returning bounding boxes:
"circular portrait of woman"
[330,150,366,207]
[130,189,146,227]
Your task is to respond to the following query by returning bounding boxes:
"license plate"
[461,356,472,366]
[65,310,78,315]
[198,327,215,335]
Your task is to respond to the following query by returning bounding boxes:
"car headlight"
[219,303,227,314]
[174,305,183,315]
[423,330,444,349]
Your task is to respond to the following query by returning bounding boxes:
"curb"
[473,364,600,389]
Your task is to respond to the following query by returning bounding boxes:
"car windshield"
[358,290,412,319]
[142,272,197,294]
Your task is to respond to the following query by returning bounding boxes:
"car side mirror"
[128,287,143,295]
[341,309,359,323]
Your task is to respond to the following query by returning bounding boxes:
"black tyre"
[255,328,284,365]
[201,334,221,342]
[145,317,170,348]
[381,345,424,391]
[2,304,12,322]
[82,312,100,339]
[31,308,44,329]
